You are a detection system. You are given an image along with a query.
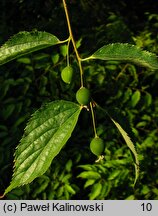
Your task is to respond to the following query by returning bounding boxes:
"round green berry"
[90,137,105,156]
[61,66,73,84]
[76,87,91,105]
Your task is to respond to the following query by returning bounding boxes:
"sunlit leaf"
[0,31,62,65]
[87,43,158,69]
[4,100,81,195]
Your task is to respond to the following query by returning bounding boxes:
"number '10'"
[141,203,152,211]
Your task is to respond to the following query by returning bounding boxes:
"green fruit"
[61,66,73,84]
[76,87,91,105]
[90,137,105,156]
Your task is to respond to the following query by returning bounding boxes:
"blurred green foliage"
[0,0,158,200]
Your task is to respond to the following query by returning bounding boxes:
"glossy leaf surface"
[4,100,81,195]
[0,31,61,65]
[89,43,158,69]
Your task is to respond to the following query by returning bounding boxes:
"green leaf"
[0,31,62,65]
[125,195,135,200]
[2,104,15,120]
[110,118,139,186]
[100,181,110,198]
[4,100,81,195]
[64,184,76,195]
[65,159,73,172]
[77,171,101,180]
[78,164,94,171]
[60,44,68,57]
[108,170,121,180]
[32,177,50,198]
[57,186,64,198]
[17,57,31,64]
[51,53,60,64]
[84,179,96,188]
[88,43,158,70]
[97,105,139,185]
[130,90,141,107]
[89,182,102,200]
[61,174,72,183]
[144,92,152,107]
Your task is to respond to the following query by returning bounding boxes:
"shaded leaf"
[108,170,121,180]
[17,57,31,64]
[2,104,15,120]
[144,92,152,107]
[0,31,62,65]
[32,177,50,198]
[4,100,81,195]
[61,174,72,183]
[88,43,158,69]
[57,186,64,198]
[51,53,60,64]
[130,90,141,107]
[65,159,73,172]
[60,44,68,57]
[100,181,109,198]
[125,195,135,200]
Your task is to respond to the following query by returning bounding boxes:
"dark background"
[0,0,158,200]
